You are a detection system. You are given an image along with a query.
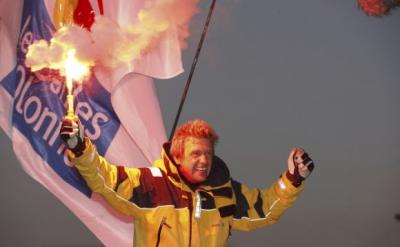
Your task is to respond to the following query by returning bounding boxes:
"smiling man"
[170,122,217,185]
[60,118,314,247]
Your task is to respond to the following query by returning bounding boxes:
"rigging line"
[169,0,217,141]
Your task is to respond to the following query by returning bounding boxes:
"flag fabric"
[0,0,183,245]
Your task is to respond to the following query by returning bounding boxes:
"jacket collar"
[154,143,231,192]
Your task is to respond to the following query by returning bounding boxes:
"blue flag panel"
[0,0,120,197]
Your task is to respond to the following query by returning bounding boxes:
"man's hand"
[60,117,85,156]
[286,148,314,187]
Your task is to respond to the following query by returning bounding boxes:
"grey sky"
[1,0,400,246]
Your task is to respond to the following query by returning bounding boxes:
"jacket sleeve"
[231,172,304,231]
[69,138,143,217]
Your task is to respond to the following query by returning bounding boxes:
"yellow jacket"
[70,139,304,247]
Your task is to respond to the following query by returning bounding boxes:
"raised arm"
[231,148,314,231]
[60,117,143,217]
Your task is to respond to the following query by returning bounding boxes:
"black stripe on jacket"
[254,190,266,218]
[231,179,250,219]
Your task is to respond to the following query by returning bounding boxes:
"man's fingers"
[288,148,297,163]
[60,125,78,132]
[299,160,314,172]
[289,148,296,157]
[60,131,71,137]
[62,118,78,127]
[296,150,315,176]
[60,129,73,136]
[62,119,73,126]
[289,148,314,174]
[71,121,78,128]
[60,128,78,134]
[61,124,73,130]
[294,148,304,162]
[60,117,85,153]
[306,162,314,172]
[301,152,310,160]
[300,153,314,170]
[295,152,311,164]
[302,156,312,165]
[60,120,79,141]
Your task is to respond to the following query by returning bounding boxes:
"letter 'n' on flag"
[0,0,184,245]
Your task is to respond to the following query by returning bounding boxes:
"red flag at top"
[73,0,95,30]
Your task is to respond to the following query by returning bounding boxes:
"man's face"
[176,137,213,184]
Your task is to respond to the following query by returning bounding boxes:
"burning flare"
[24,0,201,117]
[64,49,90,118]
[64,49,90,87]
[26,0,200,70]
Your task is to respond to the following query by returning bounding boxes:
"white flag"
[0,0,186,245]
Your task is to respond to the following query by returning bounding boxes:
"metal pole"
[169,0,217,141]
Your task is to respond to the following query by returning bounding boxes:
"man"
[60,118,314,247]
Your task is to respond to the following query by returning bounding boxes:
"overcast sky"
[1,0,400,246]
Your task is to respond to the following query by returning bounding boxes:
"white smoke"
[26,0,200,72]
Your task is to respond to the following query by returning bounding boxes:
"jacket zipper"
[188,192,193,247]
[188,190,202,246]
[156,217,171,247]
[194,191,202,219]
